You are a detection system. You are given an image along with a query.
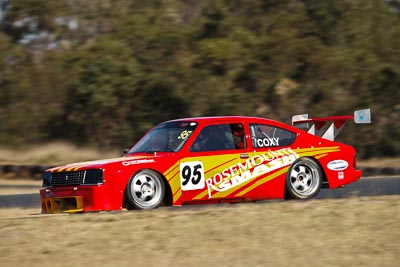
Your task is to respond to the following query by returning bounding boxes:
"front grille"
[51,171,86,186]
[43,169,103,187]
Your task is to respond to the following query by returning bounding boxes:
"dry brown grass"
[1,144,399,266]
[358,157,400,169]
[0,142,120,165]
[0,178,41,194]
[0,196,399,267]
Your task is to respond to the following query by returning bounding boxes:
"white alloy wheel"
[126,170,165,209]
[286,158,322,199]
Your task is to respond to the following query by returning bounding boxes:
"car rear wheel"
[126,170,165,209]
[286,158,322,199]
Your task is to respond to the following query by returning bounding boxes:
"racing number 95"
[180,161,205,191]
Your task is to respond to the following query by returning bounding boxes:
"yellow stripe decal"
[165,162,179,180]
[173,189,182,202]
[191,147,339,200]
[234,151,334,197]
[236,167,288,197]
[315,153,328,159]
[193,189,209,200]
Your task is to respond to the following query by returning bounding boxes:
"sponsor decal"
[327,160,349,171]
[205,148,299,198]
[255,137,280,147]
[122,159,155,166]
[178,130,192,140]
[180,161,205,191]
[338,171,344,180]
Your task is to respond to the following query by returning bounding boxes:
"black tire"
[286,158,322,199]
[125,170,165,209]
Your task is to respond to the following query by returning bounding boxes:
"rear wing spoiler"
[292,109,371,141]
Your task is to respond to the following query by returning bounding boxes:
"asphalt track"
[0,176,399,210]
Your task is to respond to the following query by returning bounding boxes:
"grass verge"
[0,196,399,267]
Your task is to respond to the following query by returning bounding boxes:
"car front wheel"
[126,170,165,209]
[286,158,322,199]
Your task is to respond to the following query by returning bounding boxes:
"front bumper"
[42,196,84,213]
[40,185,112,213]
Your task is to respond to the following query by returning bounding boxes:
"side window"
[250,124,296,148]
[190,123,246,152]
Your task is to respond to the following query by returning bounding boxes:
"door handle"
[240,154,249,159]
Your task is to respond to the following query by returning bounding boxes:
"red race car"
[40,109,371,213]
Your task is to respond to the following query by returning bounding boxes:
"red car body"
[40,110,370,213]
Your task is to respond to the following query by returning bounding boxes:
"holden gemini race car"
[40,109,371,213]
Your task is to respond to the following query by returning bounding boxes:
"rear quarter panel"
[292,132,360,189]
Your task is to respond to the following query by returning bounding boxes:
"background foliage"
[0,0,399,158]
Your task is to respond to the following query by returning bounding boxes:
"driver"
[201,126,232,151]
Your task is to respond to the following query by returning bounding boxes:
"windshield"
[129,121,198,153]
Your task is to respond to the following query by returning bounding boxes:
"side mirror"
[122,148,130,156]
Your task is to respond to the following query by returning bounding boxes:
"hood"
[47,155,156,172]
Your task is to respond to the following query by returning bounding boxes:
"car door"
[177,121,253,204]
[247,122,299,199]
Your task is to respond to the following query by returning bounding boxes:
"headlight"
[42,172,52,187]
[84,169,104,185]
